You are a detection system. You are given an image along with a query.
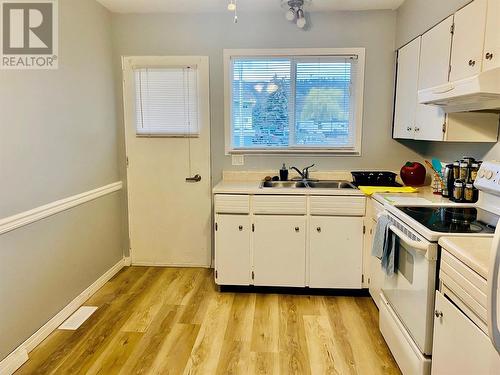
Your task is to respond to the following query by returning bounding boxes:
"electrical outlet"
[232,154,244,166]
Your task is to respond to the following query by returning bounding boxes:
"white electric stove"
[378,161,500,375]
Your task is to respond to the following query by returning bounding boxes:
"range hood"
[418,67,500,113]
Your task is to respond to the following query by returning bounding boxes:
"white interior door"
[122,56,211,267]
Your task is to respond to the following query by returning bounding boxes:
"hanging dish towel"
[371,214,397,276]
[358,186,418,196]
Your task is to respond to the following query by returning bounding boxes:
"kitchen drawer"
[214,194,250,214]
[310,196,366,216]
[441,251,487,299]
[252,195,306,215]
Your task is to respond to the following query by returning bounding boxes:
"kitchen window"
[224,48,365,154]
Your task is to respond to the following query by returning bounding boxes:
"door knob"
[295,227,300,232]
[434,310,443,318]
[468,59,476,67]
[486,52,494,60]
[185,174,202,182]
[317,227,321,233]
[238,225,243,231]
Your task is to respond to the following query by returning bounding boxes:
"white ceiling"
[97,0,405,14]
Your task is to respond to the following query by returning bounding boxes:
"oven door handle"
[389,225,429,254]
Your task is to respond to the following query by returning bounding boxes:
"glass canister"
[459,161,469,181]
[453,180,464,201]
[453,161,460,179]
[470,162,479,182]
[464,183,475,202]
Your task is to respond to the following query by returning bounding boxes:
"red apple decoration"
[400,161,426,186]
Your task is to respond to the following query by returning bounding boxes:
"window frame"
[223,48,365,155]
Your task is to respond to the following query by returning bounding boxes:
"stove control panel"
[474,161,500,194]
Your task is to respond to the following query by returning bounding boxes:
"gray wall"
[111,10,427,184]
[0,0,123,360]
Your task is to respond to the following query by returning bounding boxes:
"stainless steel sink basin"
[308,181,356,189]
[260,180,356,189]
[260,181,308,188]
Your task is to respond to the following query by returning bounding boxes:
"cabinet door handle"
[434,310,443,318]
[238,225,243,231]
[486,52,494,60]
[316,227,321,233]
[186,174,202,182]
[414,127,420,132]
[468,59,476,67]
[406,126,412,131]
[295,227,300,232]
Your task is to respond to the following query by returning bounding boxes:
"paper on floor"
[58,306,98,330]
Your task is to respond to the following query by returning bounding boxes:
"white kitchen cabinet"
[419,16,454,90]
[483,0,500,72]
[432,291,500,374]
[214,214,251,285]
[253,215,306,287]
[413,16,453,141]
[393,37,421,139]
[449,0,488,81]
[309,216,363,289]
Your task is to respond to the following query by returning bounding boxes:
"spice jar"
[464,183,475,202]
[459,161,469,181]
[453,161,460,179]
[453,180,464,201]
[470,162,479,182]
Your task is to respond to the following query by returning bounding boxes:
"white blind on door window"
[134,66,199,136]
[230,55,357,149]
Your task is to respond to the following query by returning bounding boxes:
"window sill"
[227,149,361,156]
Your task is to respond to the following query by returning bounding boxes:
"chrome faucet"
[290,164,315,180]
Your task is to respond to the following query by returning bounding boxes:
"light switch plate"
[232,154,245,166]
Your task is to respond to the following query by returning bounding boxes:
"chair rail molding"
[0,181,123,236]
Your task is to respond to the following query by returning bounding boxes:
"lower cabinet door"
[215,214,251,285]
[253,215,306,287]
[309,216,363,288]
[432,291,500,374]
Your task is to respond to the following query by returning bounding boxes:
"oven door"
[382,220,438,355]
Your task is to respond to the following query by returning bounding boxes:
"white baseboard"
[123,256,132,266]
[0,348,28,375]
[0,258,128,375]
[131,261,211,268]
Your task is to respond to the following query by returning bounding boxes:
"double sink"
[260,180,357,189]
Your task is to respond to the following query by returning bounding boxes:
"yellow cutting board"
[358,186,418,196]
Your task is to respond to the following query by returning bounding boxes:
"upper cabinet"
[393,37,421,140]
[419,16,454,90]
[449,0,488,81]
[483,0,500,72]
[393,0,499,143]
[414,16,454,141]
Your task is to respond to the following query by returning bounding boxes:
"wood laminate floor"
[16,267,400,374]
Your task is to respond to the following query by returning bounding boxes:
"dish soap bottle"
[280,163,289,181]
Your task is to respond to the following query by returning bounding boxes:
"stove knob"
[479,169,485,178]
[486,170,494,180]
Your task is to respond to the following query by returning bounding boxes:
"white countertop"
[372,187,456,206]
[213,180,365,196]
[439,236,492,280]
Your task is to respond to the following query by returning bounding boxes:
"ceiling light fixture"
[283,0,307,29]
[227,0,238,23]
